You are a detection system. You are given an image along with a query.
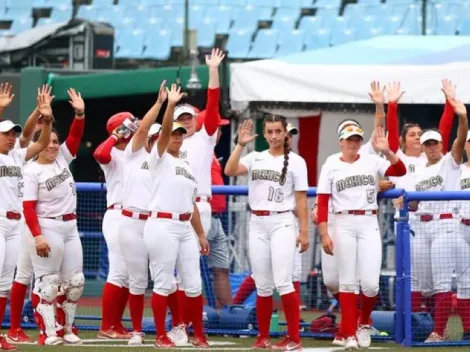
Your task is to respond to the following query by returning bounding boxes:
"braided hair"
[263,114,289,185]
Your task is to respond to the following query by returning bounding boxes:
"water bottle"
[270,310,280,333]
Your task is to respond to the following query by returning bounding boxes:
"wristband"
[238,142,246,147]
[75,111,85,117]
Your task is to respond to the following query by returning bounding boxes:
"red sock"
[458,299,470,332]
[233,276,256,304]
[256,295,273,339]
[115,286,129,329]
[411,291,423,312]
[56,294,66,327]
[186,295,204,338]
[129,294,144,332]
[151,293,168,338]
[332,293,343,336]
[339,292,358,338]
[293,281,301,303]
[433,292,453,336]
[177,290,190,326]
[360,293,377,325]
[9,282,28,330]
[168,291,183,327]
[101,283,122,330]
[281,292,300,343]
[0,297,7,325]
[31,293,39,309]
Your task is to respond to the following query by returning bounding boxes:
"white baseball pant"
[249,212,297,297]
[321,218,339,295]
[14,221,34,285]
[144,218,202,297]
[117,215,148,295]
[334,214,382,297]
[102,209,128,288]
[458,223,470,298]
[0,218,21,297]
[292,220,302,283]
[409,217,434,296]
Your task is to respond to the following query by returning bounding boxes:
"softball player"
[117,81,167,346]
[317,125,406,350]
[0,94,52,350]
[143,84,210,348]
[94,112,139,339]
[22,88,85,346]
[225,116,309,351]
[413,98,468,343]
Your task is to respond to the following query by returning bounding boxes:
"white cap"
[287,123,298,135]
[338,125,364,140]
[148,123,161,137]
[174,105,196,121]
[0,119,22,133]
[172,122,187,133]
[337,120,360,136]
[420,130,442,144]
[467,130,470,141]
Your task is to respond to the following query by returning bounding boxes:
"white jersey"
[317,154,391,212]
[415,153,461,215]
[0,148,28,212]
[122,142,152,212]
[147,146,198,214]
[389,149,427,191]
[460,163,470,218]
[179,125,217,197]
[240,150,308,211]
[99,148,125,208]
[22,144,76,217]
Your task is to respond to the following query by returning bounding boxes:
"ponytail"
[280,136,290,185]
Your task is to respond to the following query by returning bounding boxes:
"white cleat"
[45,336,64,345]
[332,336,347,347]
[424,332,444,343]
[63,333,82,345]
[128,332,144,346]
[356,324,372,349]
[344,336,359,351]
[167,324,188,346]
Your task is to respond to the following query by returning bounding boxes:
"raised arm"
[204,48,225,136]
[0,82,14,119]
[371,127,407,176]
[225,120,257,177]
[385,82,405,153]
[132,80,167,152]
[439,79,457,154]
[64,88,85,157]
[156,84,185,157]
[368,81,386,130]
[448,98,468,164]
[25,94,53,161]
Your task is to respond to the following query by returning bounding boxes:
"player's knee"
[184,282,202,298]
[322,276,339,295]
[339,283,357,293]
[361,282,379,298]
[63,272,85,302]
[36,274,60,302]
[14,272,33,286]
[129,286,146,296]
[257,286,274,297]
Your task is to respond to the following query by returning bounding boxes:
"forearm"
[224,144,244,176]
[386,102,400,152]
[93,136,117,164]
[191,205,205,238]
[439,100,455,154]
[208,66,220,89]
[203,87,220,136]
[65,116,85,156]
[374,103,386,130]
[318,222,328,238]
[383,149,399,164]
[316,193,330,224]
[133,101,162,151]
[20,109,41,147]
[23,201,41,237]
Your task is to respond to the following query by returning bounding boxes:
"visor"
[338,126,364,140]
[0,119,22,133]
[174,105,196,121]
[420,130,442,144]
[287,123,298,135]
[148,123,161,137]
[173,122,187,134]
[337,120,360,136]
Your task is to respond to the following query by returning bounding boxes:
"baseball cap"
[172,122,187,134]
[287,123,298,135]
[174,105,196,121]
[0,119,22,133]
[337,120,360,137]
[148,123,161,137]
[420,130,442,144]
[338,125,364,140]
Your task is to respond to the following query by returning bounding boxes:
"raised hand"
[0,82,14,108]
[67,88,85,114]
[368,81,385,105]
[205,48,225,68]
[166,84,185,104]
[36,91,53,119]
[441,78,457,100]
[237,120,258,146]
[386,81,405,103]
[38,84,54,105]
[371,126,390,152]
[448,97,467,116]
[157,80,167,104]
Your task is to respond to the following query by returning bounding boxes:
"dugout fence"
[6,184,470,347]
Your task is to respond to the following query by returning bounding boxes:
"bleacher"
[2,0,470,61]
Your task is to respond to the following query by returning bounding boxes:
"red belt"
[195,197,211,202]
[108,204,122,210]
[336,210,378,215]
[251,210,291,217]
[150,212,191,221]
[420,213,453,222]
[46,213,77,221]
[1,211,21,220]
[121,209,149,220]
[462,218,470,226]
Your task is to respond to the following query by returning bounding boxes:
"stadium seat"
[92,0,115,6]
[77,5,99,21]
[358,0,381,3]
[232,6,259,32]
[142,17,163,33]
[365,4,388,18]
[43,0,72,6]
[382,15,401,34]
[330,28,355,46]
[4,7,31,19]
[276,29,304,57]
[316,7,340,28]
[219,0,245,6]
[315,0,341,7]
[169,17,184,46]
[205,5,232,34]
[343,4,366,20]
[247,28,278,59]
[143,29,171,60]
[272,16,296,31]
[188,4,206,30]
[400,4,420,34]
[278,0,301,9]
[226,29,251,59]
[115,29,145,59]
[157,4,184,19]
[126,6,151,22]
[354,15,377,40]
[304,28,330,50]
[197,18,216,47]
[301,0,314,9]
[96,5,128,28]
[272,7,299,31]
[49,6,73,21]
[191,0,217,5]
[8,17,33,34]
[434,15,457,35]
[330,17,351,45]
[246,0,276,6]
[6,0,36,7]
[298,15,322,33]
[458,17,470,35]
[140,0,166,5]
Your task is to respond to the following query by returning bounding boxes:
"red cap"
[106,112,134,135]
[196,110,230,130]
